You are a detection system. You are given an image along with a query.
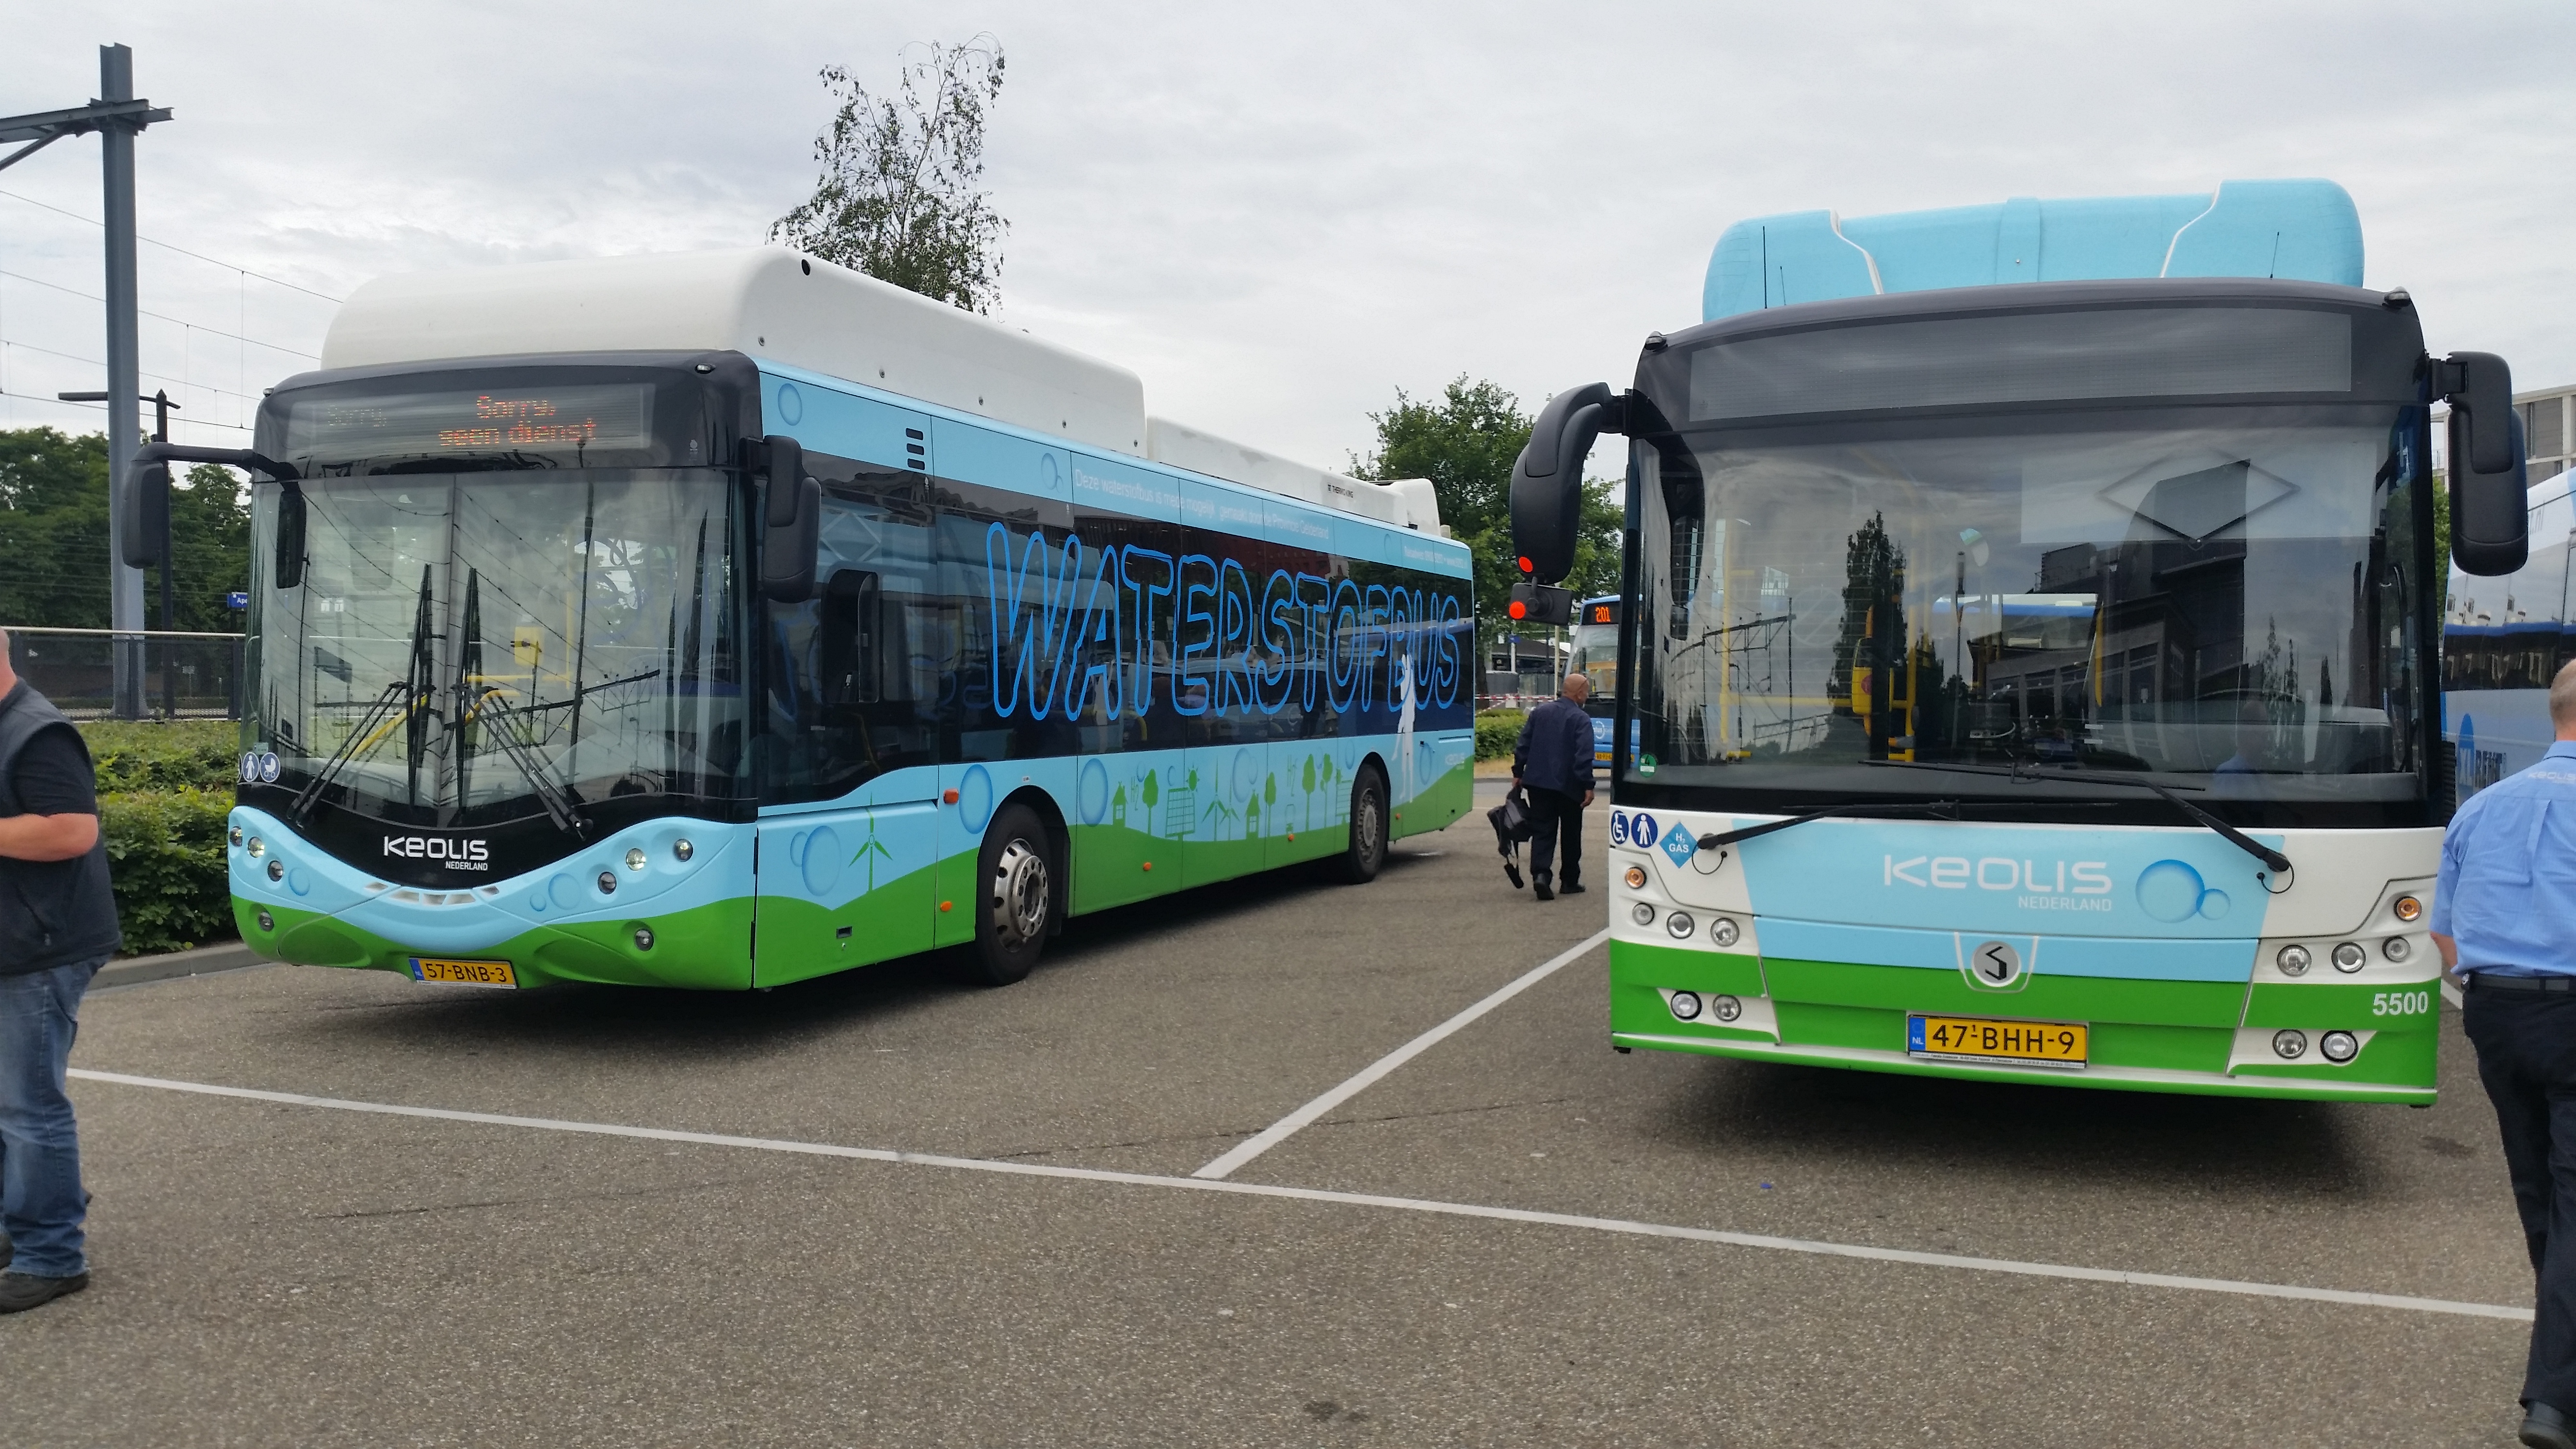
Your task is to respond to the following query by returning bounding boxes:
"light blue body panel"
[1610,809,2283,984]
[1703,179,2365,322]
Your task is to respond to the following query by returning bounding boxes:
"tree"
[1350,377,1621,679]
[771,37,1008,314]
[0,427,249,631]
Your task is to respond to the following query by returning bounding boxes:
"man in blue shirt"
[2436,660,2576,1449]
[1512,674,1595,902]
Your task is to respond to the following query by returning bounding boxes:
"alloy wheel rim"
[991,837,1049,947]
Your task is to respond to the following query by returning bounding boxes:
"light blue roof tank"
[1702,179,2363,323]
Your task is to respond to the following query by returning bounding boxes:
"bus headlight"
[2276,944,2312,976]
[1711,995,1742,1023]
[1710,916,1740,948]
[2272,1030,2308,1060]
[597,871,617,895]
[255,909,274,932]
[674,838,694,862]
[625,848,647,871]
[265,859,284,882]
[228,825,244,848]
[1670,990,1703,1021]
[633,926,656,951]
[2320,1030,2360,1063]
[246,836,265,858]
[2382,936,2410,962]
[2331,942,2367,973]
[1666,912,1695,940]
[1630,902,1657,926]
[1623,866,1646,889]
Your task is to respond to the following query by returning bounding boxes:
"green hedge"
[68,722,242,955]
[1474,707,1525,762]
[99,787,236,955]
[81,718,242,792]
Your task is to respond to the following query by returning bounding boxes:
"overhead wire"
[0,187,346,303]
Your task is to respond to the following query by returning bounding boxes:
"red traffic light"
[1507,599,1528,619]
[1516,555,1534,574]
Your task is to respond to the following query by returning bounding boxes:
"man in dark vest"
[0,628,120,1312]
[1512,673,1596,902]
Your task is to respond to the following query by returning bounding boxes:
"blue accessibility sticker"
[1660,826,1696,867]
[1610,811,1630,846]
[1631,813,1659,847]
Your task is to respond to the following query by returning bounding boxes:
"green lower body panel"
[237,894,758,991]
[1609,939,2437,1103]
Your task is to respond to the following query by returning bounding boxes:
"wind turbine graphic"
[848,809,895,894]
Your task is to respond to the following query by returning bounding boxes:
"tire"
[1329,764,1389,885]
[964,802,1055,987]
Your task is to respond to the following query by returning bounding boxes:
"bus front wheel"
[1329,765,1388,885]
[966,803,1055,987]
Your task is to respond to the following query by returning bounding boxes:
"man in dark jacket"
[0,629,120,1313]
[1512,674,1595,902]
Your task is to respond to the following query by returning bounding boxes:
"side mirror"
[1507,581,1573,627]
[2441,353,2527,577]
[1511,383,1620,584]
[119,459,170,569]
[274,483,306,591]
[757,434,821,601]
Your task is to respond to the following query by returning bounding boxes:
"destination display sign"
[282,384,655,460]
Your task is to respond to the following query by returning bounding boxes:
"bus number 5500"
[2372,991,2431,1017]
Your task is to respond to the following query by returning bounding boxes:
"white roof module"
[318,247,1442,531]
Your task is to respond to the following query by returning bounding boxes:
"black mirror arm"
[132,440,298,481]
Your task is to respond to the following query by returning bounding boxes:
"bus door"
[753,396,944,984]
[1177,477,1272,889]
[1068,450,1180,912]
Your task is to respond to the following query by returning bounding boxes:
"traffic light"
[1507,582,1573,626]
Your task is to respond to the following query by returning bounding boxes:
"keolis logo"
[1885,854,2113,912]
[384,836,491,871]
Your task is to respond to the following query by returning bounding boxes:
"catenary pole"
[99,43,146,719]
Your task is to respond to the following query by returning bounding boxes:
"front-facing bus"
[1516,277,2528,1101]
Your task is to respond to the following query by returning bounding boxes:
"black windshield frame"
[1610,283,2445,830]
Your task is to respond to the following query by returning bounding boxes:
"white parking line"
[1190,928,1611,1180]
[68,1066,2530,1323]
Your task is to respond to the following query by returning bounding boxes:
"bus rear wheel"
[966,803,1054,987]
[1329,764,1388,884]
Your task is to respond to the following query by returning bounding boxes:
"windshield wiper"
[1860,758,2293,879]
[288,678,423,825]
[459,686,586,837]
[1696,799,1963,853]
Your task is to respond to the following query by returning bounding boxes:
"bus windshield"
[246,469,750,830]
[1628,404,2432,823]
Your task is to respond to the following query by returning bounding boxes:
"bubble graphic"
[775,382,803,425]
[2135,860,2207,923]
[2198,889,2231,921]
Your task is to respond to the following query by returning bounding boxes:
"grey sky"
[3,0,2571,475]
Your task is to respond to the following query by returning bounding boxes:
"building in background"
[2523,380,2573,483]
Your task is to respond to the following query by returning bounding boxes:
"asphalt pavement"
[0,794,2539,1447]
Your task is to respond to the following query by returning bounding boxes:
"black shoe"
[1533,881,1555,901]
[2523,1402,2576,1449]
[1502,860,1523,888]
[1560,883,1587,895]
[0,1271,88,1313]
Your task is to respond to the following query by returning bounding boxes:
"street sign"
[225,591,249,610]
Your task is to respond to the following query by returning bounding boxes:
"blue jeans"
[0,956,101,1278]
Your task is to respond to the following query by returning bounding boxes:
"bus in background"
[131,249,1476,991]
[2445,382,2575,803]
[1510,179,2531,1103]
[1568,594,1634,768]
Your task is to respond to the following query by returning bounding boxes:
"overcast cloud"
[2,1,2571,475]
